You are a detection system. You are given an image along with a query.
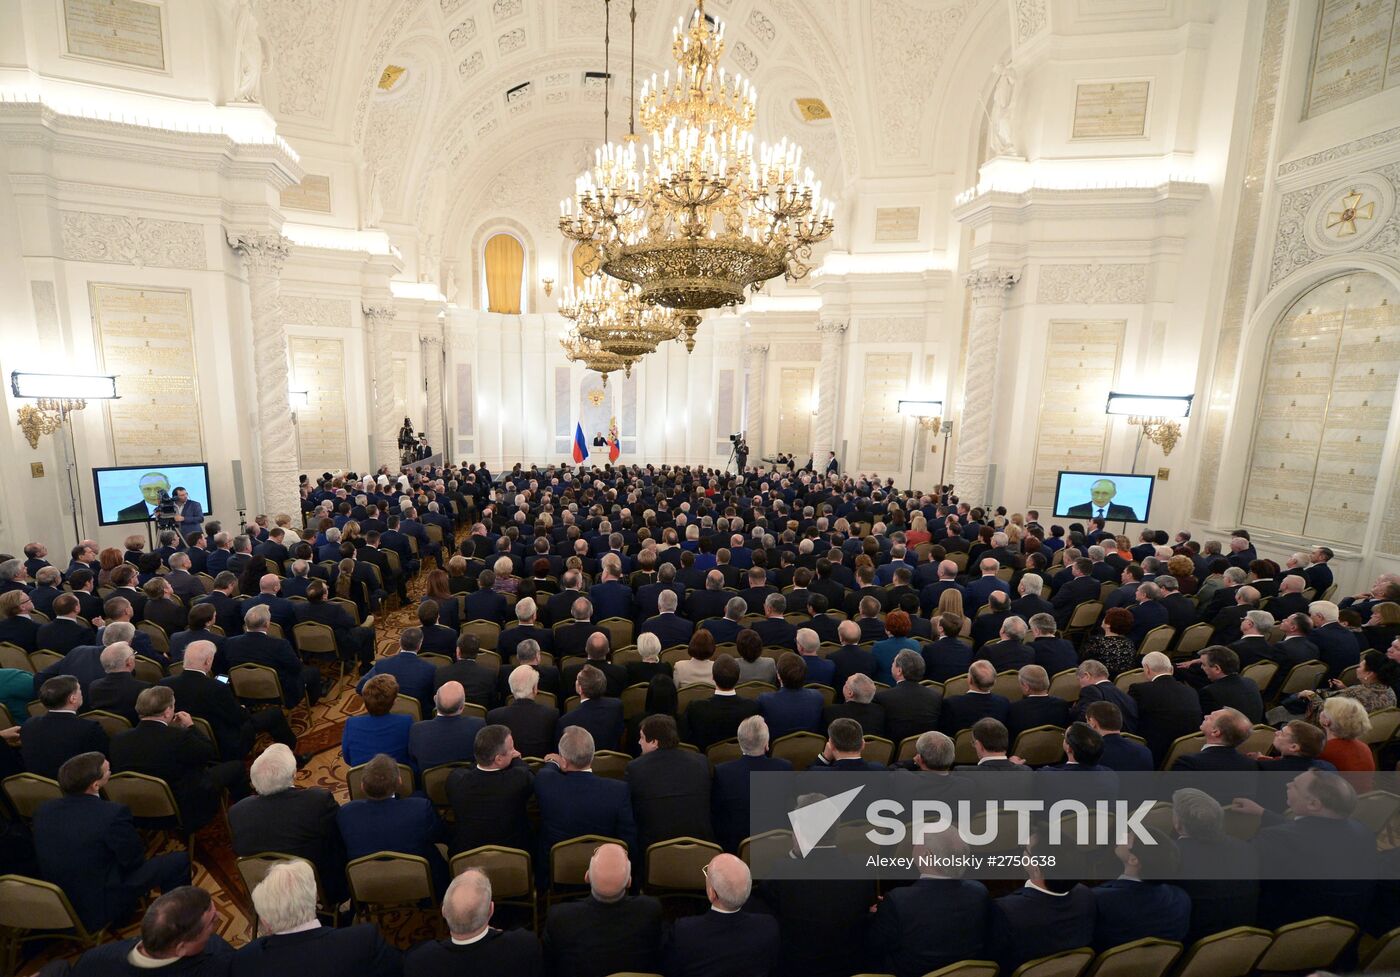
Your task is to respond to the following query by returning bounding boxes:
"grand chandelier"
[558,273,684,384]
[560,0,834,353]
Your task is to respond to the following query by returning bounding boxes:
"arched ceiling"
[257,0,1009,244]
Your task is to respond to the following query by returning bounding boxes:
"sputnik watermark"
[864,798,1157,847]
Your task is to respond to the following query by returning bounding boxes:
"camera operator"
[733,433,749,473]
[172,487,204,538]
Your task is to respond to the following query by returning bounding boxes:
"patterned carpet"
[19,576,443,974]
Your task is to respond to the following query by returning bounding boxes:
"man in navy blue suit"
[337,753,449,896]
[940,659,1011,734]
[33,752,191,932]
[233,861,399,976]
[244,574,298,642]
[1028,614,1078,676]
[534,725,637,857]
[666,853,780,977]
[637,588,695,649]
[964,558,1011,614]
[869,830,990,977]
[1070,660,1139,731]
[409,681,485,771]
[1309,600,1363,679]
[1127,582,1170,646]
[1051,558,1101,628]
[588,561,635,622]
[222,605,322,707]
[67,886,233,976]
[1084,701,1153,771]
[556,665,625,751]
[1091,827,1191,951]
[711,715,793,852]
[408,867,544,976]
[358,626,437,717]
[987,820,1096,974]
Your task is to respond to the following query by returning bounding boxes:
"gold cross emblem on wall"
[1326,190,1375,237]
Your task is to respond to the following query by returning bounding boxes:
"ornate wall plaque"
[1071,80,1150,139]
[63,0,166,71]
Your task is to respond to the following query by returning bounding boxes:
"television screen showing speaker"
[1052,471,1154,523]
[92,463,211,527]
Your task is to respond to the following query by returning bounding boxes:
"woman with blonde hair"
[936,589,970,638]
[491,556,519,595]
[1318,696,1375,791]
[905,514,931,549]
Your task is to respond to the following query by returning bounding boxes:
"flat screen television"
[92,463,211,527]
[1052,471,1154,523]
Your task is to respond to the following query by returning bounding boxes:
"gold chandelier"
[559,275,684,384]
[560,0,834,353]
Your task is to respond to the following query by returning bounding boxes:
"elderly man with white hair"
[232,859,398,975]
[710,715,793,853]
[1309,599,1366,680]
[160,639,299,761]
[541,842,662,977]
[1130,651,1204,766]
[86,641,148,725]
[405,868,543,975]
[498,595,555,662]
[666,853,779,975]
[485,663,559,759]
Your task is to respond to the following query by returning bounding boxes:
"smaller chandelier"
[559,323,635,387]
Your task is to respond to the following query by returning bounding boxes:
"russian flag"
[608,435,620,463]
[572,422,589,463]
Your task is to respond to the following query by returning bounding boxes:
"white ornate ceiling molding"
[856,317,926,343]
[280,294,354,329]
[353,0,426,142]
[257,0,341,124]
[1271,162,1400,288]
[952,181,1210,228]
[1013,0,1048,44]
[1276,125,1400,180]
[1035,263,1149,304]
[61,212,206,270]
[770,341,823,361]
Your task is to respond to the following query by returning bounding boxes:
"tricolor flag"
[572,422,589,463]
[607,416,620,463]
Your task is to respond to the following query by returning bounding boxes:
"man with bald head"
[542,842,663,977]
[409,680,484,770]
[161,639,300,762]
[406,868,543,975]
[667,853,780,977]
[245,573,297,640]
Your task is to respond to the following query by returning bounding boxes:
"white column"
[743,341,769,456]
[363,303,399,470]
[811,318,848,472]
[421,328,445,455]
[227,231,299,519]
[954,268,1019,505]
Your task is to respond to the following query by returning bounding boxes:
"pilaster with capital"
[954,268,1019,504]
[743,342,770,457]
[420,328,445,457]
[811,319,848,470]
[363,304,399,469]
[227,231,299,519]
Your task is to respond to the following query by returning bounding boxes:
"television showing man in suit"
[94,464,212,528]
[1056,472,1152,523]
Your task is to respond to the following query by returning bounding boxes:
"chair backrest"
[331,597,360,624]
[922,963,999,977]
[0,642,34,672]
[770,731,827,771]
[83,710,132,738]
[660,646,690,665]
[1011,945,1094,977]
[1048,669,1081,702]
[620,683,649,719]
[236,852,311,899]
[1084,937,1182,977]
[1012,725,1066,767]
[422,762,471,805]
[646,836,722,891]
[738,829,793,872]
[230,662,284,703]
[551,835,626,887]
[132,655,165,684]
[1338,663,1361,686]
[1173,622,1214,658]
[346,852,435,909]
[1364,707,1400,747]
[598,616,634,648]
[461,620,501,650]
[707,739,743,766]
[1362,923,1400,972]
[992,670,1024,701]
[191,716,217,745]
[944,673,971,697]
[103,771,179,821]
[612,647,641,666]
[805,683,836,706]
[29,649,64,673]
[1138,626,1175,656]
[1277,660,1328,696]
[1114,668,1146,693]
[1240,724,1276,757]
[1240,660,1278,691]
[861,736,894,766]
[1068,601,1103,629]
[136,620,170,654]
[734,681,774,700]
[0,701,12,729]
[1253,915,1359,973]
[1352,790,1400,835]
[677,683,713,714]
[0,873,90,934]
[1161,732,1206,770]
[2,773,62,820]
[345,762,415,801]
[449,845,533,900]
[294,621,337,655]
[390,695,422,722]
[591,750,630,780]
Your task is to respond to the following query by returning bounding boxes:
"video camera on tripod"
[152,489,179,530]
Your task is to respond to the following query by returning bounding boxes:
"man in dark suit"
[969,591,1011,649]
[488,664,560,759]
[987,824,1096,974]
[711,716,793,852]
[1130,652,1202,766]
[406,868,543,977]
[223,604,322,707]
[544,572,586,627]
[826,620,878,687]
[33,751,191,931]
[1070,660,1139,732]
[0,589,39,651]
[37,593,94,655]
[497,596,555,661]
[21,676,109,779]
[688,572,733,625]
[874,649,942,745]
[1090,829,1191,951]
[554,598,608,659]
[464,571,508,624]
[940,660,1012,734]
[86,642,151,724]
[869,831,990,977]
[636,590,695,649]
[627,714,713,852]
[295,580,375,673]
[588,564,635,622]
[556,665,625,751]
[229,743,346,904]
[823,673,887,738]
[1171,706,1258,802]
[194,572,244,637]
[561,632,628,698]
[534,726,637,856]
[357,627,437,716]
[982,616,1035,672]
[1127,582,1170,645]
[447,724,535,856]
[542,842,663,977]
[1052,559,1102,627]
[337,753,449,895]
[1262,613,1321,698]
[1084,701,1154,771]
[231,860,399,976]
[1310,603,1363,679]
[163,553,206,604]
[1026,613,1078,676]
[1194,646,1264,722]
[666,853,780,977]
[1172,787,1259,944]
[436,633,499,709]
[1065,478,1140,520]
[1006,665,1071,740]
[683,653,760,749]
[109,685,250,830]
[410,681,485,771]
[66,885,234,977]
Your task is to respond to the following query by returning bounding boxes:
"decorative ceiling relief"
[363,81,426,210]
[353,0,422,141]
[481,138,593,228]
[746,8,777,44]
[255,0,339,121]
[1014,0,1047,43]
[458,51,484,79]
[795,97,831,121]
[439,0,462,13]
[1273,163,1400,287]
[498,28,526,55]
[493,0,523,22]
[1036,263,1148,304]
[731,41,758,72]
[857,318,925,344]
[448,18,476,48]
